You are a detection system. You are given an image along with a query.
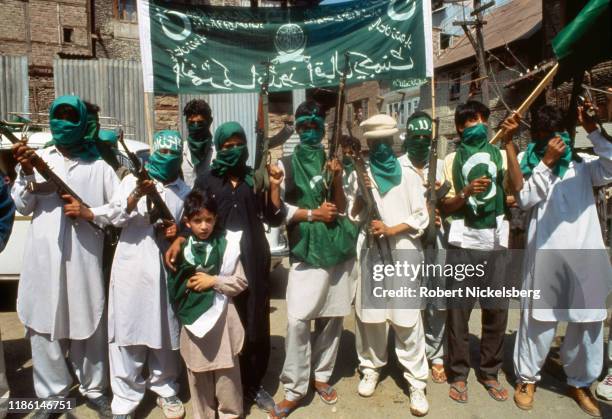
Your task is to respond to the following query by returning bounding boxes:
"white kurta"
[181,144,214,188]
[347,160,429,327]
[278,158,357,320]
[12,147,119,340]
[107,175,191,350]
[516,130,612,322]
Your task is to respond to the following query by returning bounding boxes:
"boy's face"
[186,114,209,125]
[342,144,355,157]
[185,208,217,240]
[53,105,79,123]
[457,113,487,134]
[221,135,245,150]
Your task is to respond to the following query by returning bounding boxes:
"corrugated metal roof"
[435,0,542,69]
[53,58,151,142]
[0,55,29,120]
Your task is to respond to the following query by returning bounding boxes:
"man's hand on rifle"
[316,202,338,223]
[162,220,178,242]
[62,194,94,221]
[12,142,35,175]
[127,179,156,213]
[370,219,391,237]
[137,179,156,196]
[578,100,598,134]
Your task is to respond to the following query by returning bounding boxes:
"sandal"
[449,382,468,404]
[313,382,338,405]
[431,364,447,384]
[478,378,509,402]
[267,400,299,419]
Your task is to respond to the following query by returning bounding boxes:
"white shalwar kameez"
[347,161,430,390]
[11,147,119,399]
[107,174,191,415]
[277,159,355,402]
[513,130,612,387]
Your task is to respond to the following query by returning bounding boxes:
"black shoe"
[253,387,275,412]
[86,395,113,418]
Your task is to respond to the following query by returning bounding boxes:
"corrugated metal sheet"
[53,58,152,142]
[179,93,259,166]
[0,55,29,120]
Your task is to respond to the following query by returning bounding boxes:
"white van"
[0,129,150,281]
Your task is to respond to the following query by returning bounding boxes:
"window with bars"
[114,0,138,23]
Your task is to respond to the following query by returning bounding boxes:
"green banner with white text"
[137,0,433,94]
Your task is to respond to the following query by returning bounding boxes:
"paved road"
[1,260,610,419]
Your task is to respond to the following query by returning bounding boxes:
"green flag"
[452,125,505,230]
[137,0,433,93]
[552,0,611,82]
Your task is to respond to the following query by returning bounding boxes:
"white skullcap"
[360,114,399,139]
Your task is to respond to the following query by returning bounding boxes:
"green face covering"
[520,131,573,179]
[147,151,181,183]
[370,141,402,195]
[452,122,505,229]
[49,96,100,161]
[211,122,253,186]
[461,123,488,146]
[187,121,212,166]
[146,130,183,183]
[296,115,325,146]
[342,155,355,175]
[403,136,431,165]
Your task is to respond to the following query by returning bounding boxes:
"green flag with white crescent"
[552,0,611,83]
[136,0,433,93]
[452,124,505,230]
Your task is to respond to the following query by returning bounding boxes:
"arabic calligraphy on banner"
[138,0,432,94]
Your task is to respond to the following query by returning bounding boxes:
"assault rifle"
[116,129,175,225]
[0,121,107,236]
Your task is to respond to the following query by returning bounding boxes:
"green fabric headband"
[213,121,246,151]
[153,130,183,153]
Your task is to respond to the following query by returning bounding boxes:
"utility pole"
[452,0,495,106]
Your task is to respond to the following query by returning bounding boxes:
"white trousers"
[0,332,9,419]
[280,316,343,401]
[109,343,181,415]
[422,307,446,365]
[28,323,107,399]
[356,317,429,390]
[513,312,603,388]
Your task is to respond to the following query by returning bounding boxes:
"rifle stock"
[0,123,107,236]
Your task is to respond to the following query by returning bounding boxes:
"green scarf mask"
[370,141,402,195]
[146,130,183,183]
[167,232,228,326]
[289,143,358,268]
[211,122,254,187]
[342,155,355,176]
[296,115,325,146]
[187,121,212,166]
[520,131,573,179]
[452,123,505,229]
[403,136,431,165]
[49,96,100,161]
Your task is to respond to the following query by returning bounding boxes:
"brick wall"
[0,0,91,114]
